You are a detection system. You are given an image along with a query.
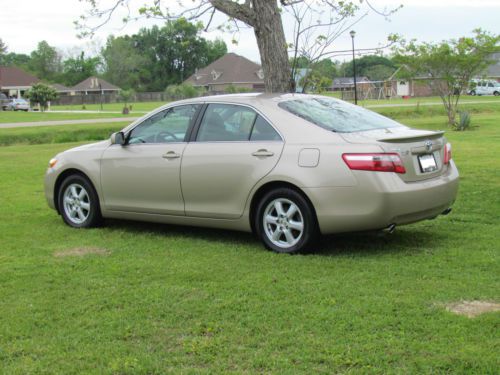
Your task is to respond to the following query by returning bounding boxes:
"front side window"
[278,97,404,133]
[128,104,200,144]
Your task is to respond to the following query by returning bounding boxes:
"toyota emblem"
[425,140,433,151]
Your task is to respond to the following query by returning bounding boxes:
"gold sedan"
[45,94,459,253]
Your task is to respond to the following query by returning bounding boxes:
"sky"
[0,0,499,63]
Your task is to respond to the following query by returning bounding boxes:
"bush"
[224,85,251,94]
[165,84,204,100]
[25,83,58,112]
[455,111,472,131]
[118,89,135,114]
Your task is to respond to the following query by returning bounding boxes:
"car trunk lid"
[340,127,447,182]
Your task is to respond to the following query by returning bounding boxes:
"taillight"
[444,143,452,164]
[342,153,406,174]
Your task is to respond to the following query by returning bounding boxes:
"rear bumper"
[304,161,459,234]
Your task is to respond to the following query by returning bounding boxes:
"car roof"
[170,92,329,106]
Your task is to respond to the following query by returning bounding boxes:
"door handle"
[162,151,180,159]
[252,149,274,157]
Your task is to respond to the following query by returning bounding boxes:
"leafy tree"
[363,64,395,81]
[123,19,227,91]
[311,59,338,80]
[0,38,7,63]
[101,36,148,90]
[118,89,135,114]
[78,1,398,93]
[342,55,395,78]
[62,52,101,86]
[290,56,311,70]
[206,38,228,65]
[0,52,31,68]
[300,70,332,93]
[25,83,58,112]
[28,41,63,81]
[394,29,500,127]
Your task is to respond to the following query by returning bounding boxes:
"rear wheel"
[494,91,500,96]
[255,188,319,253]
[469,90,476,96]
[58,174,102,228]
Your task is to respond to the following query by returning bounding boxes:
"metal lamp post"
[99,82,103,111]
[350,30,358,105]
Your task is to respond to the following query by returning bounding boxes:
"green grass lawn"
[0,122,131,146]
[52,101,166,112]
[0,110,498,373]
[0,111,139,124]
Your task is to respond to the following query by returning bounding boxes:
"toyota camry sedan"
[44,93,459,253]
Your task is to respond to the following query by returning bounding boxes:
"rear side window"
[250,116,281,141]
[197,104,282,142]
[278,97,404,133]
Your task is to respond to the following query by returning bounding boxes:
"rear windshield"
[278,97,404,133]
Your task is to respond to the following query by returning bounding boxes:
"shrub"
[224,85,251,94]
[24,83,58,112]
[118,89,135,114]
[455,111,472,131]
[165,84,204,100]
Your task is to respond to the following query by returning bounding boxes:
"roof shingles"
[185,53,264,86]
[71,76,120,92]
[0,66,40,88]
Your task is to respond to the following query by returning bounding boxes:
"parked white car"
[468,80,500,96]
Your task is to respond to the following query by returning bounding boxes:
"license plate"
[418,154,437,173]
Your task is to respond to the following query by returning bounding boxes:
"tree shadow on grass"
[103,219,446,258]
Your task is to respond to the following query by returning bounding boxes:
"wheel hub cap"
[263,198,304,249]
[63,183,90,225]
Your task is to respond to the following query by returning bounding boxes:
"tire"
[494,91,500,96]
[469,90,476,96]
[58,174,102,228]
[255,188,319,254]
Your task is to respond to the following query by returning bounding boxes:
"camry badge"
[425,140,433,151]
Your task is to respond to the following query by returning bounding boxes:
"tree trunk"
[252,0,292,92]
[210,0,292,93]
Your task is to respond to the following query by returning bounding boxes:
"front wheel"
[58,174,102,228]
[494,91,500,96]
[469,90,476,96]
[255,188,319,254]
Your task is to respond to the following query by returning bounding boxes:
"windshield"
[278,97,404,133]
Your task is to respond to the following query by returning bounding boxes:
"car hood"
[64,140,110,154]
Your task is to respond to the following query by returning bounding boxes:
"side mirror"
[111,131,126,145]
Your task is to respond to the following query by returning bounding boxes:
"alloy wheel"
[62,183,91,225]
[263,198,304,249]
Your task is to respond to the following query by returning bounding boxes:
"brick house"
[0,66,39,98]
[184,53,265,93]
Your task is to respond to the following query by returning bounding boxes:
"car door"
[100,104,201,215]
[477,82,487,95]
[181,103,284,219]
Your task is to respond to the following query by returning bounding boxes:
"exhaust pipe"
[441,207,452,216]
[383,223,396,234]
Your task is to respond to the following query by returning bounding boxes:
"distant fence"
[52,92,171,106]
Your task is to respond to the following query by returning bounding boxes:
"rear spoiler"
[378,131,444,143]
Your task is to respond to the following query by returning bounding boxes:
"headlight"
[48,158,58,168]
